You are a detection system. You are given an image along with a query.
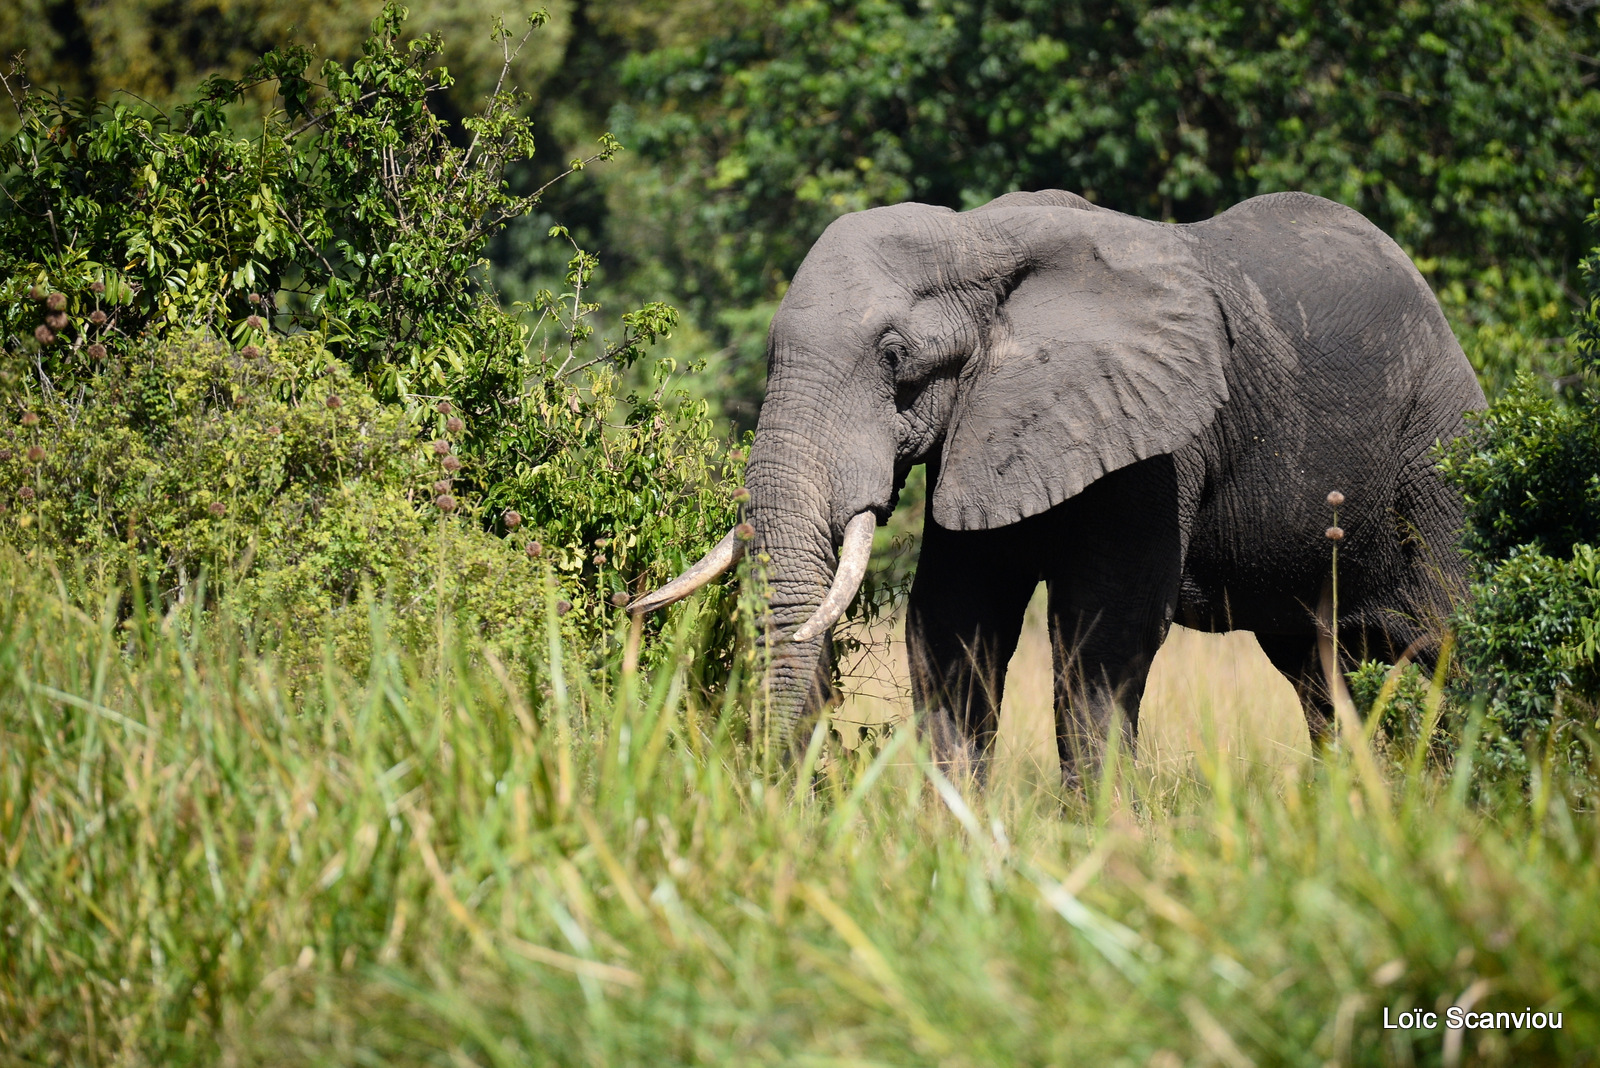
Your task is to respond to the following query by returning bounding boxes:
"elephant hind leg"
[1255,632,1334,745]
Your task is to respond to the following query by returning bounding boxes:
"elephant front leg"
[906,520,1039,777]
[1041,459,1184,786]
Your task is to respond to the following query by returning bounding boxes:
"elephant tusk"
[628,528,745,614]
[792,511,876,643]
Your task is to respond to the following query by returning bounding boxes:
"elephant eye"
[882,341,906,372]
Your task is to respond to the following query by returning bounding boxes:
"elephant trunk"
[743,373,893,743]
[742,423,841,745]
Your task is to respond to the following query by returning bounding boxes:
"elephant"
[634,189,1485,778]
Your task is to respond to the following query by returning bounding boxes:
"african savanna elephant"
[634,190,1485,778]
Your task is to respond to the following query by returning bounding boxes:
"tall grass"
[1,556,1597,1067]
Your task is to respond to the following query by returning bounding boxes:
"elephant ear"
[931,210,1229,530]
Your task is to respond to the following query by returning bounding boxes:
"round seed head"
[18,486,34,501]
[46,292,66,312]
[435,494,457,513]
[33,325,54,345]
[27,446,45,462]
[609,591,629,607]
[0,449,9,460]
[325,395,342,410]
[594,553,607,566]
[1325,526,1345,541]
[441,455,462,473]
[45,312,67,330]
[241,345,261,360]
[431,439,451,456]
[1326,490,1345,508]
[445,415,463,435]
[433,479,452,494]
[732,485,751,504]
[209,501,226,516]
[20,412,40,427]
[28,285,45,301]
[503,509,522,529]
[89,309,107,325]
[555,599,572,617]
[90,281,105,294]
[435,400,452,415]
[88,343,106,360]
[735,522,755,541]
[246,314,264,331]
[526,540,543,558]
[247,292,262,304]
[266,425,281,436]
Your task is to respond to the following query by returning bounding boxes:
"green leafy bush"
[1438,377,1600,564]
[0,4,743,669]
[1453,545,1600,778]
[0,333,554,668]
[1446,201,1600,777]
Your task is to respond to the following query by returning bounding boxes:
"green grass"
[2,555,1597,1067]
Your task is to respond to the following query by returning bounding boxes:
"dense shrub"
[0,4,743,668]
[0,333,555,667]
[1445,201,1600,777]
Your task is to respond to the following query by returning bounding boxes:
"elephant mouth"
[629,510,877,642]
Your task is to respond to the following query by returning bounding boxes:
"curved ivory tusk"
[792,511,876,642]
[628,528,745,614]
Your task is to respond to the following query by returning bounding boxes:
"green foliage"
[0,333,555,668]
[4,561,1600,1065]
[1447,202,1600,778]
[1453,545,1600,778]
[0,0,575,131]
[0,4,743,669]
[0,4,601,401]
[1347,658,1435,750]
[1438,375,1600,564]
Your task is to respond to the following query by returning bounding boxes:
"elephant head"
[633,190,1232,742]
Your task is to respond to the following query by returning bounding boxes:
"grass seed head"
[27,447,45,463]
[209,501,226,516]
[45,292,66,311]
[735,522,755,541]
[33,325,54,345]
[1327,490,1345,508]
[609,591,629,606]
[432,439,451,456]
[20,412,39,427]
[88,343,106,360]
[555,599,572,616]
[90,280,105,294]
[326,395,342,410]
[526,540,543,558]
[435,494,457,513]
[441,455,462,473]
[18,486,34,501]
[503,509,522,529]
[89,309,107,325]
[445,416,464,435]
[1326,526,1345,541]
[246,314,265,331]
[241,345,261,360]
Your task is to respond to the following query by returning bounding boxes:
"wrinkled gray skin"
[744,189,1484,777]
